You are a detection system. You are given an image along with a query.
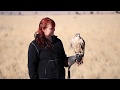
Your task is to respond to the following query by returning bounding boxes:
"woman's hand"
[75,54,84,66]
[68,55,76,67]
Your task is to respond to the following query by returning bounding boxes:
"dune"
[0,14,120,79]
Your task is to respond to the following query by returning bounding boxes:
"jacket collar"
[51,35,58,43]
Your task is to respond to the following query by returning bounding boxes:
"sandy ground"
[0,14,120,79]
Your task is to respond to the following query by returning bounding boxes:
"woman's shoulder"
[29,40,36,45]
[29,39,39,48]
[28,39,40,53]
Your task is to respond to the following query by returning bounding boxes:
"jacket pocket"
[45,59,64,76]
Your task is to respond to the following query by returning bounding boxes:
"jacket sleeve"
[59,40,68,67]
[28,42,39,79]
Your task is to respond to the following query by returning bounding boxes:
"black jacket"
[28,36,68,79]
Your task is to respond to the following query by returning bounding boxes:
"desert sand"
[0,14,120,79]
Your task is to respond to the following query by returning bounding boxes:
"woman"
[28,17,79,79]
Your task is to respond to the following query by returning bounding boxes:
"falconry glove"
[76,54,84,65]
[68,55,76,67]
[76,54,83,62]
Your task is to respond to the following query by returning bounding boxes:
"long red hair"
[34,17,56,49]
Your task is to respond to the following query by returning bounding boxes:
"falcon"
[70,33,85,64]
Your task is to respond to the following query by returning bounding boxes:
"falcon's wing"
[69,37,74,48]
[80,37,85,51]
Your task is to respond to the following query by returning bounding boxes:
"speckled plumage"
[70,33,85,56]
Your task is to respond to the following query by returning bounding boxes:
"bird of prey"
[67,33,85,79]
[70,33,85,64]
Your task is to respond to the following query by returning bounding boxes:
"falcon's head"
[74,33,81,39]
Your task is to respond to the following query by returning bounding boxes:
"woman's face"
[43,24,55,37]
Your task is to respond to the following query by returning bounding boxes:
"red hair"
[34,17,56,49]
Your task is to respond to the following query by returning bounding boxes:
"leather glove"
[68,55,76,67]
[76,54,84,65]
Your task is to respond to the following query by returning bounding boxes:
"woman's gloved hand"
[68,54,84,67]
[76,54,84,66]
[68,55,76,67]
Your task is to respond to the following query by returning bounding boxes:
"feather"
[70,33,85,55]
